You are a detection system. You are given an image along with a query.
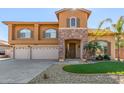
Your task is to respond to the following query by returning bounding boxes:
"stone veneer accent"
[58,28,88,61]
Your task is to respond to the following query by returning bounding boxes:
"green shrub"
[104,54,111,60]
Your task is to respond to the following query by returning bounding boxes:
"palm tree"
[113,16,124,61]
[98,16,124,61]
[119,40,124,48]
[90,18,112,55]
[95,18,112,40]
[85,18,112,60]
[92,42,103,56]
[84,42,102,60]
[84,42,94,59]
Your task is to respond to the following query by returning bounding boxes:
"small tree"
[84,42,102,60]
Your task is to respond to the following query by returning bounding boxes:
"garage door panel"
[32,46,58,59]
[15,47,30,59]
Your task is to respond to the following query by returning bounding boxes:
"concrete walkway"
[0,58,11,61]
[0,59,56,83]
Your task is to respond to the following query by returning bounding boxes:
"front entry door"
[69,43,76,58]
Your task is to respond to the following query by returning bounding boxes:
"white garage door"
[15,47,30,59]
[32,46,58,59]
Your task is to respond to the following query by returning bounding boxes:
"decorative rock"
[58,28,88,61]
[28,64,124,84]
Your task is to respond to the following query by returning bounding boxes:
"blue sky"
[0,8,124,41]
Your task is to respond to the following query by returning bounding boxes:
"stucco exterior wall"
[58,10,88,28]
[14,24,34,40]
[8,23,59,45]
[39,24,58,39]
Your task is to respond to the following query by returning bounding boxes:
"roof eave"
[2,21,59,25]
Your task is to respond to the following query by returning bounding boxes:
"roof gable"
[55,8,91,19]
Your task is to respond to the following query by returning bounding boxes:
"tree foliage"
[84,42,102,60]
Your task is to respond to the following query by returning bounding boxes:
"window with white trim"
[70,17,77,27]
[44,29,57,38]
[19,29,31,39]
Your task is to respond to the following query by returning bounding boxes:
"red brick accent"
[58,28,88,61]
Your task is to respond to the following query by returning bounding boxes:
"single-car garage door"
[15,47,30,59]
[32,45,58,59]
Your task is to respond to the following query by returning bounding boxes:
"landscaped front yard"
[63,62,124,74]
[29,61,124,84]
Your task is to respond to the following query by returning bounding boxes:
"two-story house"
[3,8,116,61]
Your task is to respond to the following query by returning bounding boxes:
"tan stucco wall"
[88,36,116,59]
[14,24,34,40]
[8,23,59,45]
[58,10,88,28]
[39,24,58,39]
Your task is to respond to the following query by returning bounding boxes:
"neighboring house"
[2,8,116,61]
[0,40,10,57]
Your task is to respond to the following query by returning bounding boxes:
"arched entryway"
[65,39,81,59]
[58,28,88,61]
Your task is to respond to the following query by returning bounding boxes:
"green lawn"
[63,62,124,74]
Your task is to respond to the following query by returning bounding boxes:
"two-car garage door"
[14,45,59,59]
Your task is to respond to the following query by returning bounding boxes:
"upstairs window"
[70,17,77,27]
[44,29,57,38]
[19,29,32,39]
[67,17,80,28]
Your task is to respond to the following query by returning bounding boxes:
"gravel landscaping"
[28,64,124,84]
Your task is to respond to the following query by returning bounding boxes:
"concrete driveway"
[0,59,57,84]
